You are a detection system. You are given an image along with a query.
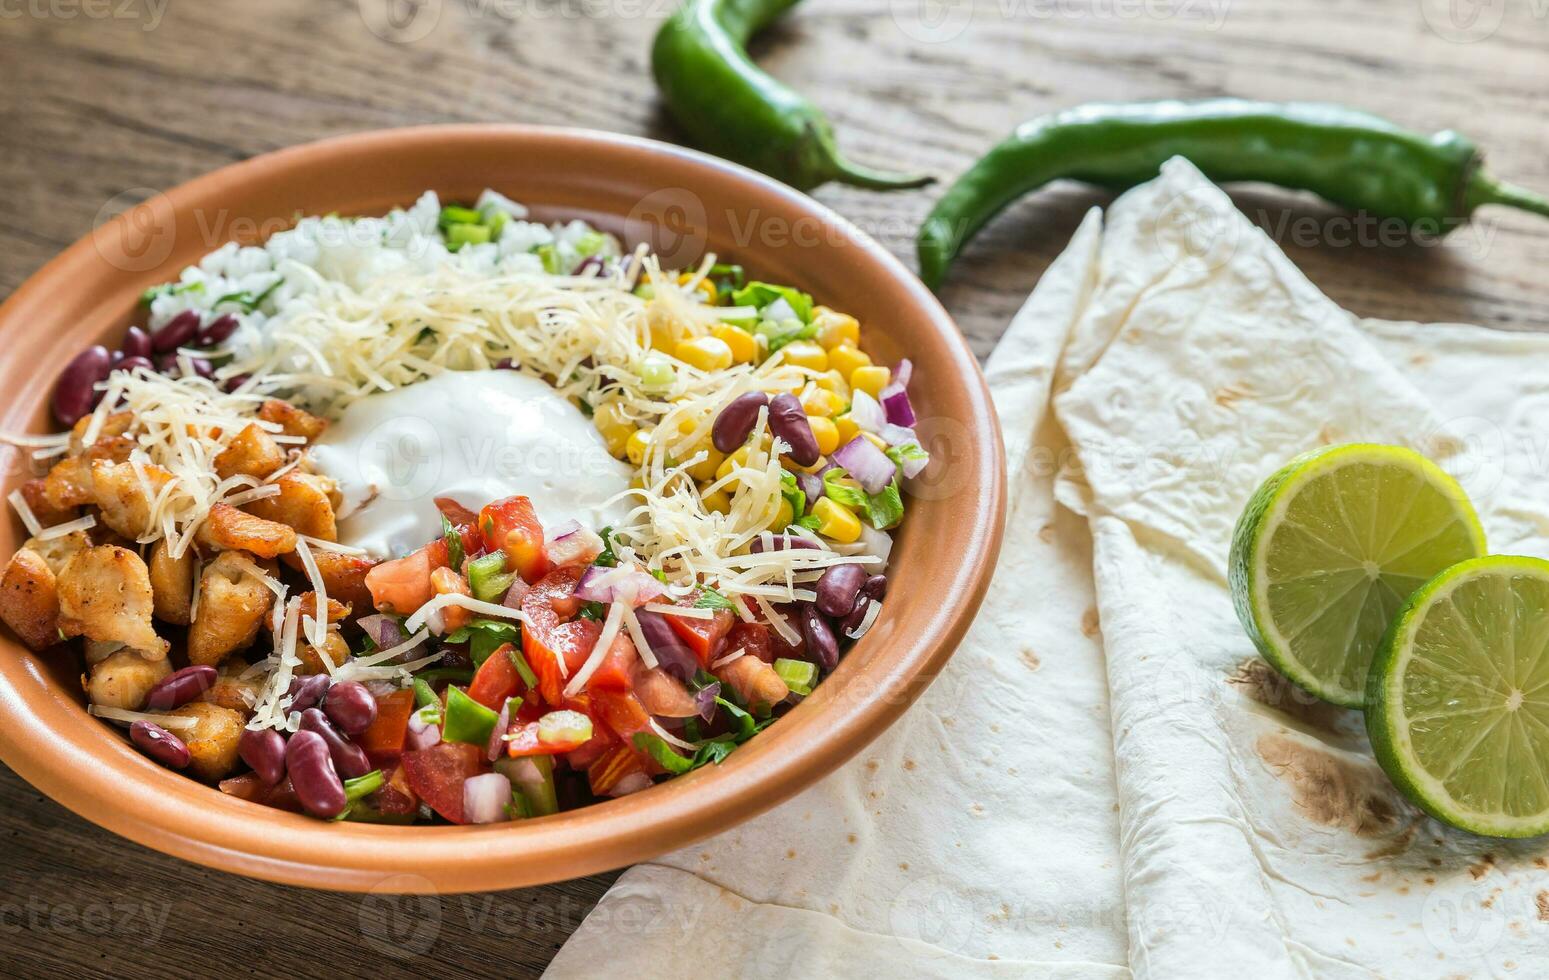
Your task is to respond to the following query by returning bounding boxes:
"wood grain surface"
[1,0,1546,975]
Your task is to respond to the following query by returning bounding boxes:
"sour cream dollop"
[307,371,634,559]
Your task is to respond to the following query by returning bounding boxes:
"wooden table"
[1,1,1544,975]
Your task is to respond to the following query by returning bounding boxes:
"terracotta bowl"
[0,126,1005,892]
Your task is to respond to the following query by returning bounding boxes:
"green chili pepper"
[652,0,932,192]
[466,552,516,604]
[917,99,1549,290]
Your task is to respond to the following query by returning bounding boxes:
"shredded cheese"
[292,537,328,650]
[403,593,529,635]
[89,705,198,732]
[755,595,801,647]
[640,602,712,620]
[647,718,698,751]
[710,646,746,670]
[845,599,883,640]
[621,605,658,670]
[6,488,42,537]
[37,514,97,540]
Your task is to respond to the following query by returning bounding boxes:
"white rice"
[145,189,620,364]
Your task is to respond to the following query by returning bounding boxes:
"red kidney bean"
[799,603,839,672]
[239,727,287,785]
[712,392,769,453]
[109,350,125,367]
[324,681,377,736]
[815,563,867,618]
[493,358,514,370]
[52,345,112,426]
[122,325,152,358]
[222,373,252,393]
[838,575,887,638]
[130,721,191,770]
[198,313,239,345]
[152,310,201,352]
[285,730,346,818]
[299,707,372,778]
[749,534,820,554]
[768,393,819,466]
[573,255,605,277]
[145,665,218,710]
[286,674,331,713]
[114,355,156,376]
[183,356,214,379]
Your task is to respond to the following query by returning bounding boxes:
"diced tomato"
[364,542,446,615]
[356,689,416,768]
[725,621,775,664]
[372,765,419,816]
[400,742,485,825]
[468,642,524,710]
[586,633,638,693]
[479,496,550,583]
[566,724,619,770]
[219,773,302,813]
[589,688,664,774]
[632,664,699,717]
[521,567,598,705]
[430,566,474,633]
[588,744,648,797]
[716,655,790,714]
[769,606,806,660]
[664,594,736,667]
[504,718,591,757]
[434,496,480,527]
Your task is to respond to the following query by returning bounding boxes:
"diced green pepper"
[535,243,561,273]
[496,754,558,817]
[343,769,384,804]
[438,205,482,227]
[467,552,516,604]
[412,678,439,709]
[443,686,499,745]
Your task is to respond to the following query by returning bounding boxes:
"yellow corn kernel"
[850,365,891,400]
[626,428,654,466]
[801,388,846,418]
[675,336,734,372]
[834,413,860,446]
[808,416,840,456]
[813,497,862,544]
[828,345,872,380]
[813,307,861,350]
[815,369,850,397]
[861,431,889,452]
[767,498,795,532]
[685,445,725,482]
[701,489,733,515]
[593,401,633,457]
[711,323,757,364]
[716,446,752,481]
[676,272,718,303]
[780,341,829,372]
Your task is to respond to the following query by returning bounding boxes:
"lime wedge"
[1367,556,1549,837]
[1229,444,1486,707]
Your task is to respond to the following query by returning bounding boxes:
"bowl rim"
[0,124,1006,893]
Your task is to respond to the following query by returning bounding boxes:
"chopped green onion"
[438,205,482,227]
[694,587,735,611]
[507,645,538,690]
[535,243,561,274]
[412,678,439,709]
[446,223,492,251]
[773,658,817,696]
[441,514,466,574]
[637,353,676,391]
[574,230,606,257]
[443,686,499,745]
[466,552,515,603]
[343,769,384,804]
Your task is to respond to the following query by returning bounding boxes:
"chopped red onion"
[894,358,913,388]
[694,681,722,721]
[793,470,823,509]
[832,436,895,494]
[406,708,442,751]
[880,383,916,427]
[574,565,666,606]
[857,524,894,573]
[607,771,653,797]
[546,523,604,568]
[502,577,531,609]
[545,519,582,541]
[879,422,918,448]
[848,390,886,433]
[462,772,512,824]
[633,608,698,681]
[486,699,513,762]
[358,614,406,651]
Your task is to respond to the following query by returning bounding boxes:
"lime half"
[1229,444,1486,707]
[1368,556,1549,837]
